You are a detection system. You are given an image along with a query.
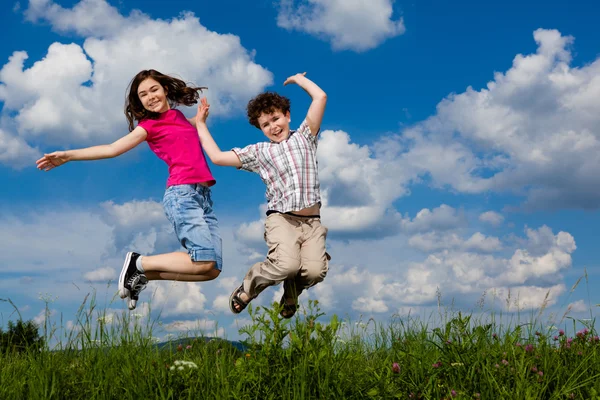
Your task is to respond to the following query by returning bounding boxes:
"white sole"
[118,252,133,299]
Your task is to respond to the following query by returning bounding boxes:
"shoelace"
[127,274,147,295]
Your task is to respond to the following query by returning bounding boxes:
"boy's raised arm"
[195,98,242,168]
[283,72,327,135]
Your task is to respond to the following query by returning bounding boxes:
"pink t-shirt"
[138,109,216,187]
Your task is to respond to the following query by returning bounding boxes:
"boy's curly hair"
[246,92,291,129]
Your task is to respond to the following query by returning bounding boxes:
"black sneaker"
[118,252,148,310]
[126,273,148,310]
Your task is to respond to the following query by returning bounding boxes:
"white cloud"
[397,29,600,210]
[464,232,503,253]
[163,318,224,336]
[402,205,466,233]
[479,211,504,226]
[0,0,273,166]
[277,0,405,52]
[84,267,116,282]
[566,299,588,313]
[352,297,388,313]
[490,284,565,311]
[0,127,41,168]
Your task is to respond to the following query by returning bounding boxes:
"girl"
[36,69,222,310]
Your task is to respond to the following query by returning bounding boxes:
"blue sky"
[1,0,598,342]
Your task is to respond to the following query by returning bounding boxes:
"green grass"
[1,294,599,399]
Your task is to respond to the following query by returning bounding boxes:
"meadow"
[1,285,598,399]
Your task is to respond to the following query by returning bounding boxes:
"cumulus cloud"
[479,211,505,226]
[398,29,600,210]
[276,0,405,52]
[0,0,273,166]
[84,267,116,282]
[0,127,41,168]
[401,204,466,233]
[303,225,575,315]
[163,318,224,337]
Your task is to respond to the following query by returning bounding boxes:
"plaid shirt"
[232,119,321,213]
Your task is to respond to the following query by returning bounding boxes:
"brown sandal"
[279,295,298,319]
[229,284,251,314]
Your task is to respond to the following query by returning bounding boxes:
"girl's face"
[257,109,291,143]
[137,78,169,113]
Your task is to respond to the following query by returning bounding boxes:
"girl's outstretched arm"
[283,72,327,135]
[36,126,147,171]
[195,98,242,168]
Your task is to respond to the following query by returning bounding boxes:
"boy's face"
[257,110,291,143]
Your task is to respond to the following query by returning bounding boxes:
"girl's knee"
[191,260,219,277]
[206,267,220,281]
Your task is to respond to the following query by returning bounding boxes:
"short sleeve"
[137,119,154,140]
[232,144,260,173]
[297,119,318,146]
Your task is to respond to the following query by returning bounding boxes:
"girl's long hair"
[124,69,207,131]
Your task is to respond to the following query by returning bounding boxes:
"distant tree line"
[0,319,44,353]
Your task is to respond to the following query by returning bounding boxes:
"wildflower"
[474,394,481,398]
[501,359,509,366]
[538,371,543,377]
[392,362,400,374]
[495,364,500,368]
[592,336,600,343]
[492,333,498,339]
[515,342,522,347]
[186,345,192,350]
[170,360,198,370]
[577,351,583,356]
[432,362,442,368]
[567,338,573,344]
[553,336,559,341]
[446,340,452,345]
[535,331,541,336]
[451,389,457,397]
[245,353,251,358]
[525,344,534,353]
[559,329,565,336]
[531,366,538,373]
[177,344,183,352]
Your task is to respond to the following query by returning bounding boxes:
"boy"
[195,72,330,318]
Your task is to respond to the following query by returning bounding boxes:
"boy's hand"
[196,97,210,125]
[36,151,69,171]
[283,72,307,86]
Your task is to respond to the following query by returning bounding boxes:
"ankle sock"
[136,256,144,273]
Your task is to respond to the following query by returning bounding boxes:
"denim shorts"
[163,184,222,271]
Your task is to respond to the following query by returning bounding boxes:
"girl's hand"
[196,97,210,125]
[36,151,70,171]
[283,72,307,86]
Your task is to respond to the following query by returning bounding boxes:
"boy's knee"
[303,260,328,285]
